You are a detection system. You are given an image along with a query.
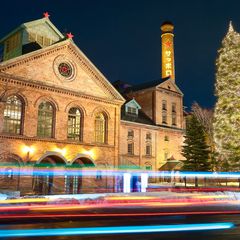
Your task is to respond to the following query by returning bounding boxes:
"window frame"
[94,112,107,144]
[127,106,137,115]
[37,101,55,138]
[3,95,24,135]
[67,107,83,141]
[146,144,152,156]
[127,142,134,155]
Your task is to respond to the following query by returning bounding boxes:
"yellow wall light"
[22,146,35,155]
[81,149,96,160]
[53,147,67,156]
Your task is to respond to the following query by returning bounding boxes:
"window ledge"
[0,134,114,148]
[144,155,154,158]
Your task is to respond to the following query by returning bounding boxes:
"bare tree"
[191,102,217,170]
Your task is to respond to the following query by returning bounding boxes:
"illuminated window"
[95,113,106,143]
[37,101,54,138]
[127,142,134,155]
[3,95,23,134]
[67,108,82,141]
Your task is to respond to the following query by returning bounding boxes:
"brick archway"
[33,154,67,195]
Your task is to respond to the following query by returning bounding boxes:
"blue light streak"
[1,165,240,179]
[0,223,234,237]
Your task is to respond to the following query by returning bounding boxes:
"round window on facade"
[58,62,73,78]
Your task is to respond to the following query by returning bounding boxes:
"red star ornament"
[67,32,74,39]
[165,41,172,48]
[43,12,50,18]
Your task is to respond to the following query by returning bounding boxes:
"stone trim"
[121,120,184,133]
[68,44,124,101]
[0,134,115,148]
[0,74,123,106]
[0,40,125,103]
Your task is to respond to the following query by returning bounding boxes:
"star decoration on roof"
[43,12,50,18]
[66,32,74,39]
[165,41,172,48]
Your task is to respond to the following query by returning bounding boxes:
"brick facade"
[0,17,185,196]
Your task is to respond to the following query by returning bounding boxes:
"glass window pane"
[67,108,81,140]
[3,95,22,134]
[95,113,105,143]
[37,101,54,138]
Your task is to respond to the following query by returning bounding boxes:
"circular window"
[53,55,77,81]
[58,62,73,78]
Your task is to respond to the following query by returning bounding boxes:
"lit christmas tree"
[213,22,240,170]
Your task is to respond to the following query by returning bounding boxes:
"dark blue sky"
[1,0,239,108]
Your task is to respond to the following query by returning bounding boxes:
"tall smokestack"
[161,21,175,82]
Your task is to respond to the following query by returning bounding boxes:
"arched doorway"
[0,156,22,192]
[33,154,66,195]
[66,157,95,194]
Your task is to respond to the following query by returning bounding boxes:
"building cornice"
[0,134,115,148]
[0,40,125,103]
[0,73,123,106]
[120,120,184,133]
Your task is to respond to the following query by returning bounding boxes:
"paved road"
[0,213,240,240]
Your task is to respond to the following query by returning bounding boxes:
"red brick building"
[0,17,185,195]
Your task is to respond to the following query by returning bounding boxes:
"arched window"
[3,95,23,134]
[67,108,82,140]
[95,113,106,143]
[37,101,54,138]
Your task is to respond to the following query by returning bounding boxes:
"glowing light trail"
[1,165,240,180]
[0,223,234,237]
[1,210,240,220]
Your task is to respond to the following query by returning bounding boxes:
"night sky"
[1,0,239,109]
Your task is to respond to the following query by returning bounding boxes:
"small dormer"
[125,98,141,116]
[0,15,65,62]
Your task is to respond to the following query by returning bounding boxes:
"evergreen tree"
[182,114,211,172]
[213,22,240,170]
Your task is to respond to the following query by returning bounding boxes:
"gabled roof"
[125,98,141,109]
[115,77,183,96]
[121,107,155,125]
[157,78,184,96]
[0,17,64,43]
[0,39,125,103]
[130,77,170,91]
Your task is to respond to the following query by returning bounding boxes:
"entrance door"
[65,175,82,194]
